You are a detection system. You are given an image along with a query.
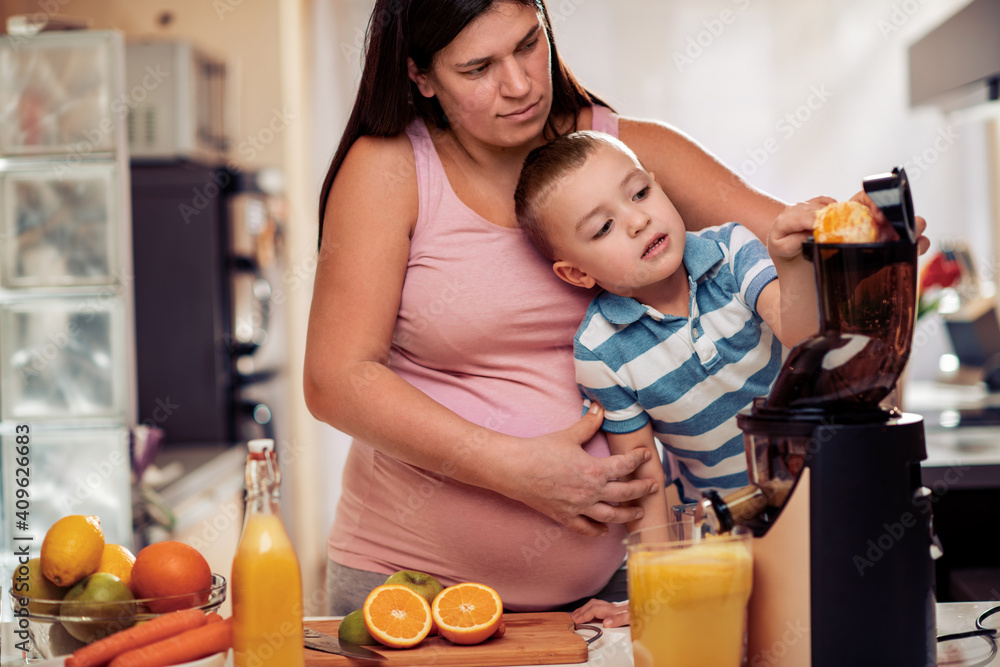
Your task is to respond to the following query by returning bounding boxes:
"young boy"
[515,129,830,525]
[515,130,831,626]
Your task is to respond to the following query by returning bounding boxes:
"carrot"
[108,617,232,667]
[66,609,210,667]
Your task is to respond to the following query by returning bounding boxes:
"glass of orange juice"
[626,522,753,667]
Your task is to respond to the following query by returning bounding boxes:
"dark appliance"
[130,163,236,444]
[698,168,938,666]
[131,163,285,448]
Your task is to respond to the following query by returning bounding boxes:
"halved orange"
[431,582,504,645]
[362,584,433,648]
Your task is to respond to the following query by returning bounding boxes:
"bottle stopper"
[247,438,275,454]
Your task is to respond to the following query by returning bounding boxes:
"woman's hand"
[850,190,930,255]
[505,404,660,538]
[571,598,631,628]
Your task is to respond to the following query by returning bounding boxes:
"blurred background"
[0,0,996,616]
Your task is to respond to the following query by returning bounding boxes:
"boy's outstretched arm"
[758,197,835,346]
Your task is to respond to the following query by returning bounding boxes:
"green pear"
[60,572,136,643]
[11,557,67,616]
[383,570,444,606]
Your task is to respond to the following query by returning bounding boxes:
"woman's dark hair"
[316,0,612,248]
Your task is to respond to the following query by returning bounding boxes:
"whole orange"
[129,541,212,613]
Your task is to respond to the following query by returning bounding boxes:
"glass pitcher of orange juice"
[627,522,753,667]
[231,438,305,666]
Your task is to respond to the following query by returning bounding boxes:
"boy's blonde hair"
[515,130,640,260]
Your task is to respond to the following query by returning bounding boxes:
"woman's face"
[410,2,553,149]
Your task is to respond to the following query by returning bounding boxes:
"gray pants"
[326,560,395,616]
[325,558,629,616]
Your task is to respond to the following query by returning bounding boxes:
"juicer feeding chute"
[763,240,918,413]
[763,167,919,415]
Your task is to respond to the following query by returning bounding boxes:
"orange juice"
[628,536,752,667]
[232,439,305,667]
[232,513,305,666]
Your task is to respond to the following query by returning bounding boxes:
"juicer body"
[742,413,937,667]
[726,168,936,665]
[766,240,918,412]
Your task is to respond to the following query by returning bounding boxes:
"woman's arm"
[618,117,787,240]
[303,134,656,537]
[619,117,932,254]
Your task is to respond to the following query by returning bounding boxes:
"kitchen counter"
[2,602,996,665]
[936,601,1000,666]
[905,380,1000,489]
[300,601,1000,666]
[906,381,1000,602]
[309,601,991,666]
[923,425,1000,490]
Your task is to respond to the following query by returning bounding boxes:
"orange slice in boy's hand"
[813,201,899,243]
[431,582,504,646]
[363,584,433,648]
[814,201,879,244]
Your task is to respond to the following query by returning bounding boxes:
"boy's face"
[545,143,687,297]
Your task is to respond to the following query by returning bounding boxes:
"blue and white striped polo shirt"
[574,223,783,502]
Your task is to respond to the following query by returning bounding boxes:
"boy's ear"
[553,261,597,289]
[407,58,435,98]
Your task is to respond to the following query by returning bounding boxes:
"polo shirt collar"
[594,290,648,324]
[593,231,725,325]
[683,231,725,281]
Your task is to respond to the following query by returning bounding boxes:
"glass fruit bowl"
[8,573,226,660]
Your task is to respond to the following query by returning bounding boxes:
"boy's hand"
[571,598,631,628]
[767,196,836,262]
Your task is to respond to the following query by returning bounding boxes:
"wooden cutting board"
[304,612,589,666]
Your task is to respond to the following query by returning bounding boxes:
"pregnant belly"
[330,444,626,611]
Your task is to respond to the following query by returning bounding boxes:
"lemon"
[41,515,105,587]
[96,544,136,589]
[338,608,377,645]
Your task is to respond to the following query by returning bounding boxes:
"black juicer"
[698,167,938,667]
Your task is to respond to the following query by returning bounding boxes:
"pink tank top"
[327,107,626,611]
